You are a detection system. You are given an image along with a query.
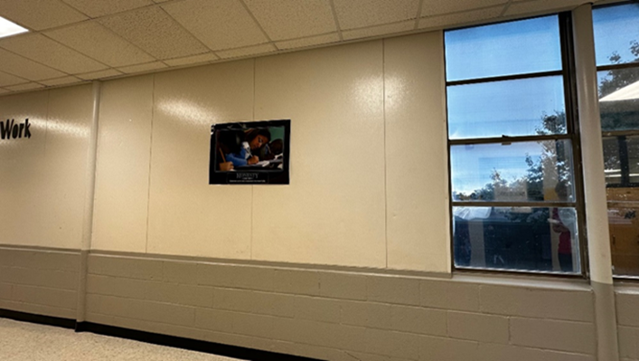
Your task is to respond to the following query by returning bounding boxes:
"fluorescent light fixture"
[600,79,639,102]
[0,16,27,39]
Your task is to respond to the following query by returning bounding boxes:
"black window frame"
[444,12,589,278]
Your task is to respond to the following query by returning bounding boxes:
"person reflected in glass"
[551,181,576,272]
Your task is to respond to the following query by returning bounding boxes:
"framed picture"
[209,119,290,185]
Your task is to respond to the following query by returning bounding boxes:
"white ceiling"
[0,0,608,95]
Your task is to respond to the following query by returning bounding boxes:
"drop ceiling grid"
[43,21,158,68]
[59,0,155,18]
[0,0,605,95]
[0,33,110,74]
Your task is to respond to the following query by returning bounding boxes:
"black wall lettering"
[0,118,32,140]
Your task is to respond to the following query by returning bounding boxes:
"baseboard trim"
[0,308,76,329]
[0,309,322,361]
[76,322,322,361]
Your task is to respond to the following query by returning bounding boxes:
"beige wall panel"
[92,76,154,252]
[0,85,92,249]
[384,32,450,273]
[252,41,386,267]
[0,91,49,246]
[148,61,254,258]
[37,85,93,249]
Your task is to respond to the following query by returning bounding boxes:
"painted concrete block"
[162,260,198,285]
[510,317,596,355]
[88,256,162,280]
[481,284,594,322]
[367,275,420,305]
[477,343,595,361]
[319,271,367,301]
[273,269,320,296]
[341,299,392,329]
[420,279,479,311]
[390,305,447,336]
[617,292,639,327]
[294,296,342,324]
[447,311,509,344]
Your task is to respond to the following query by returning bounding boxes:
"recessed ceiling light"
[0,16,28,39]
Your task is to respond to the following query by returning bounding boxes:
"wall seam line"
[383,39,388,269]
[250,58,256,260]
[145,75,157,254]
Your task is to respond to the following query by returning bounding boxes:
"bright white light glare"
[600,79,639,102]
[0,16,27,38]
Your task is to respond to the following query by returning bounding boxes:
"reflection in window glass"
[451,140,575,202]
[447,76,566,139]
[453,207,580,274]
[593,3,639,67]
[603,136,639,186]
[603,137,622,185]
[598,68,639,132]
[445,16,561,81]
[608,202,639,276]
[595,3,639,277]
[630,137,639,184]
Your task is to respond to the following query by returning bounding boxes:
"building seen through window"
[593,2,639,277]
[445,15,584,274]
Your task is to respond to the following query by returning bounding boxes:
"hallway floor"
[0,318,244,361]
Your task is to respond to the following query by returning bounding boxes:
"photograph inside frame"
[209,119,290,185]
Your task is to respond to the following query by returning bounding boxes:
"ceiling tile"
[0,33,108,74]
[61,0,154,17]
[162,0,267,50]
[505,0,589,17]
[39,76,82,86]
[164,53,219,67]
[45,21,155,67]
[418,6,503,30]
[244,0,336,41]
[77,69,123,80]
[0,0,88,30]
[342,20,414,40]
[421,0,509,17]
[0,71,29,87]
[216,43,276,59]
[6,82,45,92]
[99,6,209,60]
[117,61,168,74]
[0,49,65,81]
[276,33,340,50]
[333,0,420,30]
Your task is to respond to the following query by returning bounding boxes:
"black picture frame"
[209,119,291,185]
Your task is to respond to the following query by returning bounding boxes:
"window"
[445,14,584,274]
[593,2,639,277]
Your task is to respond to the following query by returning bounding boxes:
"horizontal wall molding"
[0,244,602,289]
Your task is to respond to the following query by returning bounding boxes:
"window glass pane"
[453,206,580,273]
[593,3,639,67]
[630,137,639,184]
[598,68,639,132]
[448,76,566,139]
[445,16,562,82]
[603,137,622,185]
[608,202,639,277]
[603,135,639,186]
[451,140,575,202]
